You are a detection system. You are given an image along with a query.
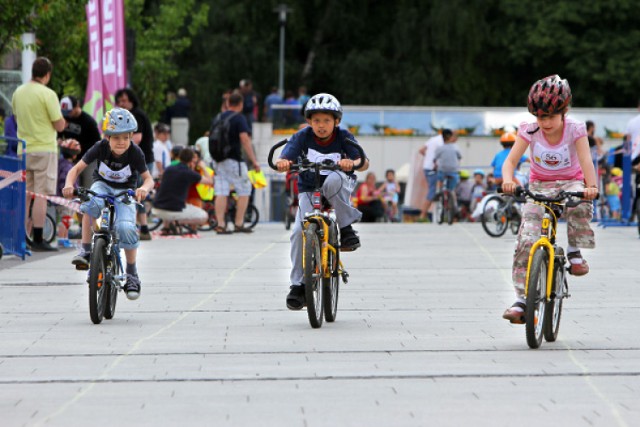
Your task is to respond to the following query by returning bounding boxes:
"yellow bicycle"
[515,187,591,349]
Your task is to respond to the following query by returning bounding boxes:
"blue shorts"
[424,169,439,201]
[437,171,459,192]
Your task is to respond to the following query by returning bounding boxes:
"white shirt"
[152,139,173,178]
[422,134,444,170]
[625,114,640,160]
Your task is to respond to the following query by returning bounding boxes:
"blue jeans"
[437,171,459,192]
[423,169,439,201]
[80,180,139,250]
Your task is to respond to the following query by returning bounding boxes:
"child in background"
[455,170,474,221]
[501,75,598,324]
[56,139,81,248]
[605,167,622,220]
[378,168,400,221]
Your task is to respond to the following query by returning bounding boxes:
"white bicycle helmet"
[102,107,138,135]
[304,93,343,119]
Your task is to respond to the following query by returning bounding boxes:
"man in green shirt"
[12,57,66,251]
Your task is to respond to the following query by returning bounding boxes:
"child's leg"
[322,172,361,227]
[563,181,595,250]
[289,192,311,286]
[512,200,545,299]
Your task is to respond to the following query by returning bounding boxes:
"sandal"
[502,302,526,324]
[234,224,253,233]
[214,226,232,235]
[567,251,589,276]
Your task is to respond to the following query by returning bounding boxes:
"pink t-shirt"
[517,117,587,182]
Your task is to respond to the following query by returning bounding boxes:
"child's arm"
[501,136,528,193]
[62,160,87,198]
[136,170,155,202]
[575,136,598,199]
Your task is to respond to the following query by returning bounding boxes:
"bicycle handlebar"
[502,186,597,206]
[74,187,137,205]
[267,137,367,172]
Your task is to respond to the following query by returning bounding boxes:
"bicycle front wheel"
[145,200,163,231]
[447,194,456,225]
[26,213,57,245]
[303,224,323,328]
[88,238,109,324]
[525,248,548,349]
[481,195,509,237]
[244,205,259,229]
[543,258,565,342]
[435,194,444,224]
[104,248,121,320]
[323,227,339,322]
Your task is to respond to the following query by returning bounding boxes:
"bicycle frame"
[524,207,559,301]
[301,195,342,281]
[92,193,127,284]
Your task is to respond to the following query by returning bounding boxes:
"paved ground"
[0,221,639,427]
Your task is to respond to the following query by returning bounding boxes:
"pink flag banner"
[83,0,127,124]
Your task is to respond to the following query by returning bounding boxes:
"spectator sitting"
[169,145,184,166]
[56,139,81,248]
[152,148,212,234]
[470,169,487,214]
[356,172,384,222]
[186,148,213,208]
[455,170,474,221]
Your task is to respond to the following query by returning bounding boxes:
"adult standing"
[115,87,155,240]
[59,95,101,187]
[168,88,190,146]
[418,129,456,221]
[11,57,66,251]
[624,100,640,231]
[211,92,260,234]
[239,79,258,132]
[263,87,283,122]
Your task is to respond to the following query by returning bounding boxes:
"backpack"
[208,112,238,162]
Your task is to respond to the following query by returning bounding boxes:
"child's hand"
[501,181,516,194]
[339,159,354,172]
[583,186,599,200]
[62,186,75,199]
[275,159,291,172]
[135,187,148,203]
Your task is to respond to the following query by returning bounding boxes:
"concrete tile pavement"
[0,222,639,426]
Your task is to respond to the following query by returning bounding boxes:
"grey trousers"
[289,171,361,286]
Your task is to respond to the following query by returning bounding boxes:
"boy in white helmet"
[275,93,369,310]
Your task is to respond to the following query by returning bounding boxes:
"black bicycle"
[75,187,137,324]
[435,175,457,225]
[268,138,366,328]
[481,193,523,237]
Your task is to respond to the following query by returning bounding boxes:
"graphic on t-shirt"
[307,148,341,175]
[98,162,132,183]
[532,144,571,171]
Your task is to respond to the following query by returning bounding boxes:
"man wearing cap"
[59,95,101,188]
[11,57,66,251]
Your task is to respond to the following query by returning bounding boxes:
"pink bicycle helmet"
[527,75,572,116]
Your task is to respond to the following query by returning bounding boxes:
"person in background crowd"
[12,57,66,251]
[356,172,384,222]
[152,122,172,180]
[56,139,81,248]
[116,87,155,240]
[59,95,102,188]
[239,79,258,130]
[263,87,283,122]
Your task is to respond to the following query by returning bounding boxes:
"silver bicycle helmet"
[304,93,343,119]
[102,107,138,135]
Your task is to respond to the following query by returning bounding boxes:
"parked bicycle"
[434,175,457,225]
[25,198,56,245]
[511,187,592,349]
[268,138,365,328]
[480,192,523,237]
[198,192,259,232]
[74,187,137,324]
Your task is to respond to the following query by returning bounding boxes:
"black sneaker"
[72,251,90,270]
[340,225,361,252]
[124,274,141,300]
[286,285,305,310]
[30,241,59,252]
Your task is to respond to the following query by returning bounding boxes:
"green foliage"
[125,0,208,120]
[0,0,44,58]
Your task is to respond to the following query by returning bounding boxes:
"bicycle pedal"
[341,271,349,284]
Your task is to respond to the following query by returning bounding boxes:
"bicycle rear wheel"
[435,194,444,224]
[481,195,509,237]
[198,205,218,231]
[447,194,456,225]
[26,213,57,245]
[244,205,259,229]
[104,248,121,320]
[303,224,323,328]
[525,248,548,349]
[543,258,565,342]
[145,199,163,231]
[323,226,339,322]
[88,238,108,324]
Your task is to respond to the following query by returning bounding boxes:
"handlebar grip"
[267,139,289,171]
[344,138,367,171]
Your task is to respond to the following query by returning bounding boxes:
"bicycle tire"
[447,194,456,225]
[525,248,548,349]
[323,225,339,322]
[543,259,565,342]
[198,205,218,232]
[26,213,57,245]
[435,194,444,225]
[88,238,108,324]
[145,199,163,231]
[104,248,121,320]
[245,205,259,229]
[481,195,509,237]
[303,224,323,328]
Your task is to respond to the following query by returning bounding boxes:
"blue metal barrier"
[0,136,27,260]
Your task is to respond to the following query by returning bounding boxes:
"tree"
[0,1,43,60]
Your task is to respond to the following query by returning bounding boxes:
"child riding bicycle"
[501,75,598,324]
[62,108,154,300]
[274,93,369,310]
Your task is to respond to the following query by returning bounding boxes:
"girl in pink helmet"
[501,75,598,324]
